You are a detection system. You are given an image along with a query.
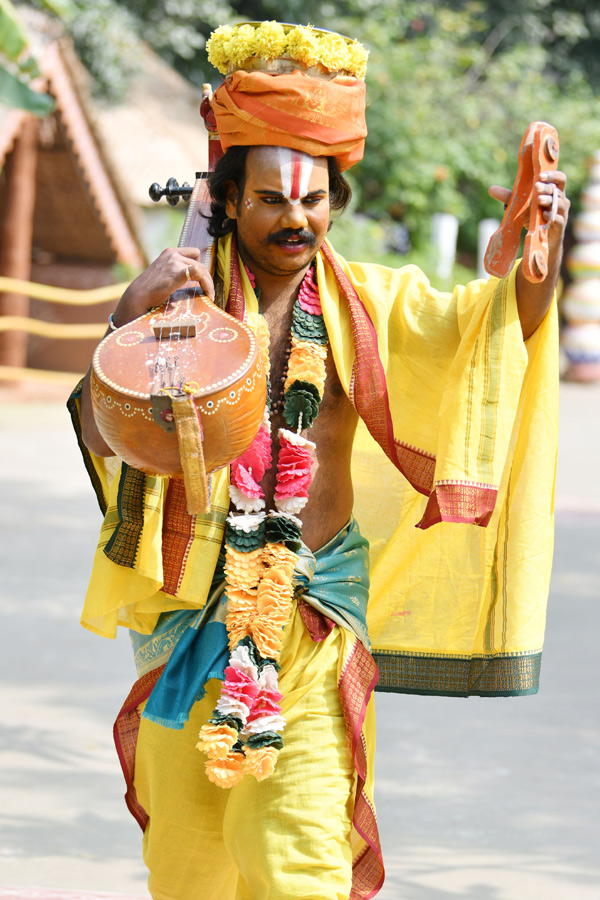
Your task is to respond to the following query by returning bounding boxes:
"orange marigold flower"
[205,751,245,788]
[244,746,279,781]
[252,620,284,659]
[263,544,298,572]
[291,336,328,360]
[227,623,252,649]
[226,586,258,612]
[196,723,238,760]
[255,317,271,370]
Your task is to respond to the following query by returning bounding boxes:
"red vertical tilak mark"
[290,150,302,202]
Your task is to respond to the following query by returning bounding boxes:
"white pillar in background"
[477,218,500,280]
[431,212,459,281]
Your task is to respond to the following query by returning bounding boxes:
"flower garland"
[196,265,328,788]
[207,21,369,80]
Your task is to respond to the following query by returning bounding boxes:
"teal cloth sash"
[134,517,370,730]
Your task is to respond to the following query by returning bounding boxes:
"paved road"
[0,381,599,899]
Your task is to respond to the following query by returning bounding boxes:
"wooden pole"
[0,114,38,368]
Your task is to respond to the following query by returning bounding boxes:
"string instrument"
[90,101,266,514]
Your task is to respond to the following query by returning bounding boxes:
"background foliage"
[16,0,600,262]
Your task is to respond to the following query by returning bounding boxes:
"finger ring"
[184,265,191,281]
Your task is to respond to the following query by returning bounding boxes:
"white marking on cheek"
[245,198,253,210]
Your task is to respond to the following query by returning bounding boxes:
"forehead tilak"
[251,147,317,205]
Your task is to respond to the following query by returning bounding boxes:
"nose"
[280,202,308,230]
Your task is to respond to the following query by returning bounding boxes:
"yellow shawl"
[72,232,557,696]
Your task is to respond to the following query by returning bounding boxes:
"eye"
[260,196,283,205]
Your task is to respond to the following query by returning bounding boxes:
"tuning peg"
[149,177,193,206]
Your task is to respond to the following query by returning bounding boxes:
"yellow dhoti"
[134,606,376,900]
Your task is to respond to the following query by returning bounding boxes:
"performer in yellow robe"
[71,21,566,900]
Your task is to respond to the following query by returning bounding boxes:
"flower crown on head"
[207,21,369,80]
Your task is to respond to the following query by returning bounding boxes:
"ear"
[225,181,239,219]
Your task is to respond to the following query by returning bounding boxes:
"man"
[72,21,567,900]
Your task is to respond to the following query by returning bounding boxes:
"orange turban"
[211,69,367,171]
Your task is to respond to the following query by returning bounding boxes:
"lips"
[275,237,309,253]
[269,230,315,250]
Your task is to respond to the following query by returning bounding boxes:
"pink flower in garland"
[297,267,322,316]
[243,264,257,289]
[236,427,272,483]
[246,697,283,724]
[230,461,263,498]
[222,666,261,705]
[275,436,315,500]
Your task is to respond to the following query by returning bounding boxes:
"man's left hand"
[488,171,570,340]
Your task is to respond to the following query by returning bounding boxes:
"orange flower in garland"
[205,751,246,788]
[195,723,239,759]
[197,264,328,787]
[244,746,279,781]
[285,347,326,397]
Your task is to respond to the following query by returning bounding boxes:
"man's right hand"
[80,246,215,456]
[111,247,215,328]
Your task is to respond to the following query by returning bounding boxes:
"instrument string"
[151,176,203,395]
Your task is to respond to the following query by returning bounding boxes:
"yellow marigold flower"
[252,21,287,59]
[283,25,321,69]
[317,33,350,73]
[347,40,369,79]
[244,746,279,781]
[206,25,235,74]
[205,751,245,788]
[226,23,257,69]
[196,723,238,760]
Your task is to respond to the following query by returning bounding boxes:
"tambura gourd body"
[90,291,266,477]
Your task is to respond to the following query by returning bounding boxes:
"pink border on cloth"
[321,244,498,528]
[417,481,498,529]
[320,244,435,498]
[301,604,384,899]
[113,666,165,831]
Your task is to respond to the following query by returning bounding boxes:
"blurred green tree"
[20,0,600,253]
[0,0,75,113]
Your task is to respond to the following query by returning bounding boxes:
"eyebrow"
[253,189,328,197]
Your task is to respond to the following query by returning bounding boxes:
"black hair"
[207,145,352,238]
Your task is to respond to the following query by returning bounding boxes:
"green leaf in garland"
[246,731,284,750]
[209,713,244,732]
[265,515,302,550]
[283,386,320,430]
[226,521,266,552]
[291,307,328,344]
[288,379,321,403]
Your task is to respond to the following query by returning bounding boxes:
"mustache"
[267,228,316,246]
